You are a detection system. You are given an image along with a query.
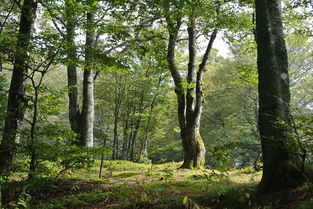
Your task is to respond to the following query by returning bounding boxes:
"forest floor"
[24,160,313,209]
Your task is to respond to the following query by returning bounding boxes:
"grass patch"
[24,160,313,209]
[33,191,112,209]
[295,199,313,209]
[114,171,140,179]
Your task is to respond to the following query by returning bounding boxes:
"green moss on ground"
[21,160,313,209]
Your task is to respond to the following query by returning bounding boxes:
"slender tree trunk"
[29,86,39,174]
[0,0,37,173]
[255,0,304,194]
[112,112,119,160]
[126,110,135,160]
[80,6,95,147]
[28,70,48,175]
[98,138,107,178]
[65,1,81,140]
[121,111,130,159]
[126,131,133,159]
[129,120,139,161]
[129,91,144,161]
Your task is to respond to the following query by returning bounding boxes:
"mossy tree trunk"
[255,0,305,194]
[166,14,217,169]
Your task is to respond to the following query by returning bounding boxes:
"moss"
[28,161,270,209]
[114,171,139,179]
[33,191,112,209]
[295,199,313,209]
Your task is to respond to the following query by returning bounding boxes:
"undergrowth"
[3,160,313,209]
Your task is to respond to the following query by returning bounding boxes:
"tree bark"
[80,6,95,147]
[65,1,81,139]
[112,114,119,160]
[166,16,216,169]
[121,105,131,159]
[0,0,37,173]
[255,0,304,194]
[98,137,107,178]
[29,82,40,175]
[129,90,144,161]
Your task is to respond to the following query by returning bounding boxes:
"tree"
[164,1,219,169]
[79,0,96,147]
[65,0,81,139]
[0,0,38,173]
[255,0,305,193]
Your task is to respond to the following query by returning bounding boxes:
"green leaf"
[183,196,188,206]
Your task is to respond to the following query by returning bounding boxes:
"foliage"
[202,54,260,168]
[183,196,202,209]
[162,168,175,184]
[33,191,112,209]
[7,191,31,209]
[0,74,7,134]
[0,0,312,206]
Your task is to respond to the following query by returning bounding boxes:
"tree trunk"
[0,0,37,173]
[98,137,107,178]
[129,91,144,161]
[166,16,216,169]
[29,85,39,175]
[126,90,145,161]
[255,0,304,194]
[121,111,130,159]
[126,109,135,160]
[80,7,95,147]
[65,1,81,140]
[112,112,119,160]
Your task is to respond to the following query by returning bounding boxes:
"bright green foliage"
[202,54,259,168]
[34,191,112,209]
[0,0,312,206]
[287,34,313,112]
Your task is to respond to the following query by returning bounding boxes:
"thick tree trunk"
[180,18,206,169]
[80,8,95,147]
[166,16,216,169]
[180,129,206,169]
[0,0,37,173]
[65,1,81,139]
[255,0,304,194]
